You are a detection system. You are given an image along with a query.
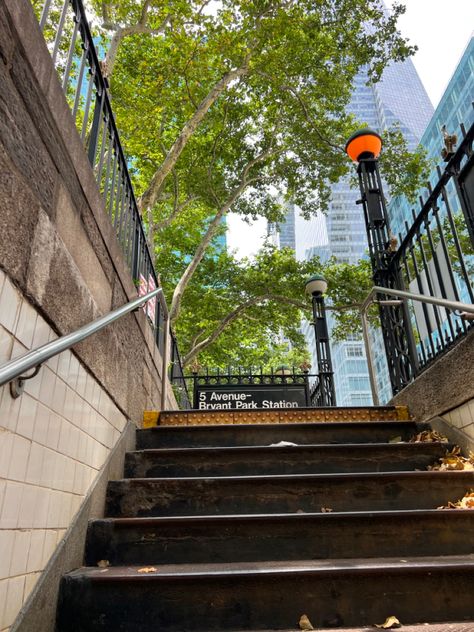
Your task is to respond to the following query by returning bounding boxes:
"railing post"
[360,306,380,406]
[452,156,474,250]
[87,88,105,166]
[192,370,198,409]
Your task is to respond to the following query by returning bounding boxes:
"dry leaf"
[428,446,474,472]
[374,615,402,628]
[137,566,157,573]
[97,560,110,568]
[321,507,333,513]
[438,490,474,510]
[299,614,314,630]
[389,436,402,443]
[409,430,448,443]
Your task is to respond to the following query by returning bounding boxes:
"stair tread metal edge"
[66,553,474,581]
[90,508,474,526]
[128,442,451,456]
[110,470,474,483]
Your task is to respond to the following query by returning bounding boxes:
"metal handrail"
[360,285,474,405]
[0,288,170,410]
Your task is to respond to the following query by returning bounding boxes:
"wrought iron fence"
[309,372,335,407]
[169,333,192,409]
[31,0,191,405]
[380,118,474,391]
[175,367,319,409]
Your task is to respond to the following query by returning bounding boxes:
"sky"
[226,0,474,259]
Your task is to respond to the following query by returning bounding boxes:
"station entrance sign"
[195,382,308,410]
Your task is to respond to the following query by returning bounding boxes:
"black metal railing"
[31,0,191,405]
[169,333,192,409]
[33,0,161,340]
[360,116,474,395]
[309,370,335,407]
[389,119,474,380]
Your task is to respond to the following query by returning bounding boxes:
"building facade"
[389,36,474,240]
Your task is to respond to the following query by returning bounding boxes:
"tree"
[106,0,428,327]
[155,234,374,368]
[31,0,430,367]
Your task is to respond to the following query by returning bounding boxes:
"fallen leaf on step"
[438,490,474,510]
[137,566,158,573]
[321,507,333,513]
[296,509,306,514]
[268,441,298,447]
[299,614,314,630]
[97,560,110,568]
[428,447,474,472]
[409,430,448,443]
[389,436,402,443]
[374,615,402,628]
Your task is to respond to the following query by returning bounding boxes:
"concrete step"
[124,442,449,478]
[136,420,427,450]
[56,555,474,631]
[85,509,474,566]
[105,470,474,518]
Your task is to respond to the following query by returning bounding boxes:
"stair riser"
[106,473,474,517]
[137,422,426,449]
[57,569,474,631]
[125,444,448,478]
[86,512,474,566]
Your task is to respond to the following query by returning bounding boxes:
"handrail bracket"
[10,364,42,399]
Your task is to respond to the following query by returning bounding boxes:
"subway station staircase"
[56,407,474,631]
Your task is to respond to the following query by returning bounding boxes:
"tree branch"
[181,293,363,367]
[102,11,171,77]
[139,0,152,26]
[183,294,275,367]
[255,70,345,153]
[154,194,197,231]
[139,56,252,213]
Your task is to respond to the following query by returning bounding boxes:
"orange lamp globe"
[345,129,382,162]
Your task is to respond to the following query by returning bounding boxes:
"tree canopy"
[33,0,430,369]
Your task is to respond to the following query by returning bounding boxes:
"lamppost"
[305,274,336,406]
[345,128,418,394]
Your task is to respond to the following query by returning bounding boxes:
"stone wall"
[392,327,474,447]
[0,0,178,628]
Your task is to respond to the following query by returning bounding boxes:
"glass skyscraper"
[385,35,474,363]
[389,36,474,240]
[268,202,297,250]
[283,53,434,405]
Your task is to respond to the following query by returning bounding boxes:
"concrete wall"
[0,0,178,628]
[392,327,474,446]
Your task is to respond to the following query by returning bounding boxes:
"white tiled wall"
[443,398,474,442]
[0,269,128,631]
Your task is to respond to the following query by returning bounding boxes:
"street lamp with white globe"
[305,274,336,406]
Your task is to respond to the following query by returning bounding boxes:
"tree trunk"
[139,61,250,214]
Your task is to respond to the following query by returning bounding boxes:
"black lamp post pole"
[356,155,418,394]
[311,292,336,407]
